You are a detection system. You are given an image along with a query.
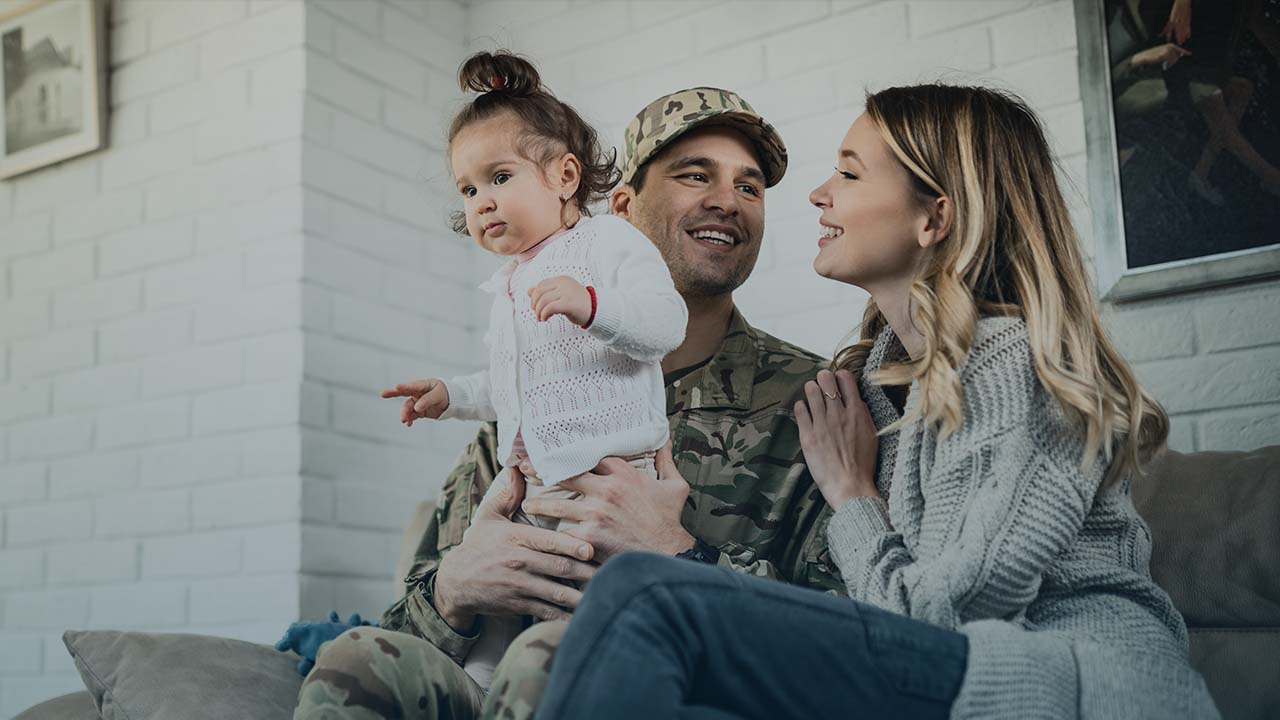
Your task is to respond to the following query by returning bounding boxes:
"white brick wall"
[0,0,320,712]
[294,0,482,635]
[462,0,1278,455]
[1,0,1277,713]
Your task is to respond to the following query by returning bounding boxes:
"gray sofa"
[15,445,1280,720]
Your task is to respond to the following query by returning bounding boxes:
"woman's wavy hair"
[833,84,1168,486]
[447,51,620,234]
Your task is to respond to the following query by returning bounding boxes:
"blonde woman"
[534,85,1220,720]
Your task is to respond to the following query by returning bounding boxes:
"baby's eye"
[494,172,512,185]
[461,186,476,198]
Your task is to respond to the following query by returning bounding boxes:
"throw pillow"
[63,630,302,720]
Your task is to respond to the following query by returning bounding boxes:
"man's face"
[618,127,767,298]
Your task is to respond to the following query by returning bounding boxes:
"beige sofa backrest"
[1133,445,1280,720]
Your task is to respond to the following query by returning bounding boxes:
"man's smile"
[685,223,744,252]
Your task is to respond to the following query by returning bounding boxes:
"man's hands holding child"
[381,379,450,426]
[529,275,592,325]
[519,442,695,563]
[434,468,597,631]
[433,442,695,631]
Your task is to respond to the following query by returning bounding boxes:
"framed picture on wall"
[1074,0,1280,301]
[0,0,107,180]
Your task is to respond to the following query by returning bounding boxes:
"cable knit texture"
[441,214,687,485]
[826,316,1220,720]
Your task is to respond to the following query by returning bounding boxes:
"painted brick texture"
[1,1,1276,713]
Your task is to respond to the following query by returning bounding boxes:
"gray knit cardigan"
[826,316,1220,719]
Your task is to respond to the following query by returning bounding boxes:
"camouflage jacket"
[381,308,843,663]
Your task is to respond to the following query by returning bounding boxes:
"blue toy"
[275,610,378,676]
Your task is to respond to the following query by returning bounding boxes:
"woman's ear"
[558,152,583,200]
[917,195,953,249]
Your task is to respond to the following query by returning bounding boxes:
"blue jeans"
[536,553,968,720]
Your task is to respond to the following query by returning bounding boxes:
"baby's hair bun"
[458,51,541,97]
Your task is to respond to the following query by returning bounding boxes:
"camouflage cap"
[620,87,788,188]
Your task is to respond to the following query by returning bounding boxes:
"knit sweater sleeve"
[825,328,1102,629]
[584,215,689,362]
[439,369,498,422]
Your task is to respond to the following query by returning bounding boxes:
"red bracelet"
[583,285,598,328]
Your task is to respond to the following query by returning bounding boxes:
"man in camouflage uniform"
[295,87,842,720]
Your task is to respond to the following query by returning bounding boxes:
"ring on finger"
[823,390,840,400]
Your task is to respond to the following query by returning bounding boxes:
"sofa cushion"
[63,630,302,720]
[1189,628,1280,720]
[12,690,99,720]
[1133,445,1280,628]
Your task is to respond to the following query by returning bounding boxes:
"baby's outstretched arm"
[380,378,450,426]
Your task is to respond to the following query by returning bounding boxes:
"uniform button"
[673,380,681,387]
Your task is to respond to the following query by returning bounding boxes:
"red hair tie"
[490,75,506,90]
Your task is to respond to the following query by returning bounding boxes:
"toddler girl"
[381,51,687,690]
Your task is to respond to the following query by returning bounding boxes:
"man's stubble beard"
[629,203,761,300]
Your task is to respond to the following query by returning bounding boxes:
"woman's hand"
[1162,0,1192,45]
[529,276,592,325]
[795,369,879,511]
[1132,43,1191,69]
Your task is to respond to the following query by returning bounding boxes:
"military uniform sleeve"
[770,386,847,595]
[379,421,501,664]
[712,544,780,578]
[709,465,845,595]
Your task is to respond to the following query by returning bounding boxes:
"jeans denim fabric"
[536,552,968,720]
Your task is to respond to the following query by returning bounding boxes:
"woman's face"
[809,113,930,291]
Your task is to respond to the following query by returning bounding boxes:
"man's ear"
[917,195,953,249]
[611,185,637,219]
[558,153,582,199]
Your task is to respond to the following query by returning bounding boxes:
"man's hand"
[521,442,695,563]
[528,275,592,325]
[433,468,598,631]
[380,379,450,426]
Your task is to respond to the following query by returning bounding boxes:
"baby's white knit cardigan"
[441,214,688,485]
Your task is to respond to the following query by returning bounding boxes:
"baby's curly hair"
[447,51,620,235]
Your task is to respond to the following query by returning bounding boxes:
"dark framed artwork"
[1,0,107,180]
[1075,0,1280,301]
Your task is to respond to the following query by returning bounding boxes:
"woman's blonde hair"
[833,84,1167,486]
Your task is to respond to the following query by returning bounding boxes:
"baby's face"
[451,113,565,256]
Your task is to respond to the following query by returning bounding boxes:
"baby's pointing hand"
[380,379,450,426]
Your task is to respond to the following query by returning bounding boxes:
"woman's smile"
[818,223,844,248]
